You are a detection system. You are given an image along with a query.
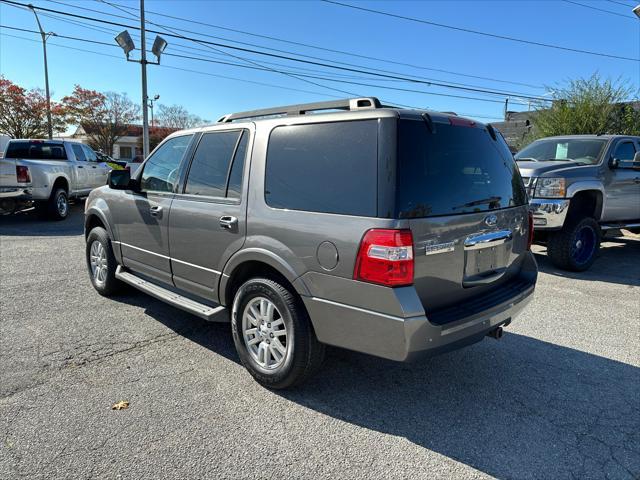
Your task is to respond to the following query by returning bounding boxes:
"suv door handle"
[77,165,84,169]
[219,215,238,229]
[634,177,640,184]
[149,205,163,217]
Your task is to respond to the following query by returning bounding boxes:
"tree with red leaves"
[0,76,66,138]
[62,85,140,156]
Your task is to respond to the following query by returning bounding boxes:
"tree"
[0,76,66,138]
[138,125,179,153]
[527,74,640,142]
[62,86,140,155]
[156,104,205,129]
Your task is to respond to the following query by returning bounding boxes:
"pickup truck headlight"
[535,178,566,198]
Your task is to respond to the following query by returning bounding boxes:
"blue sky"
[1,0,639,124]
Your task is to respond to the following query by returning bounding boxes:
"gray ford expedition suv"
[84,97,537,388]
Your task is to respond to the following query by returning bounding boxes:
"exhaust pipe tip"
[487,326,504,340]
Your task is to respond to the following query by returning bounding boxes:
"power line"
[561,0,637,19]
[0,23,534,107]
[48,0,546,90]
[39,5,537,95]
[84,0,547,97]
[604,0,637,8]
[0,0,554,102]
[1,30,510,120]
[321,0,639,62]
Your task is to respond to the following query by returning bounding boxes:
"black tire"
[231,278,325,389]
[547,217,601,272]
[85,226,122,297]
[47,187,69,220]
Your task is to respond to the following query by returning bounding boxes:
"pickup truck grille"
[426,277,534,326]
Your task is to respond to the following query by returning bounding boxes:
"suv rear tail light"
[16,165,31,183]
[527,211,534,250]
[354,229,414,287]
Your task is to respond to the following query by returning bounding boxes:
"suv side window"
[265,120,378,216]
[184,130,244,198]
[72,144,87,162]
[140,135,193,193]
[614,141,636,163]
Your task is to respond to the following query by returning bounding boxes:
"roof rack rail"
[217,97,382,123]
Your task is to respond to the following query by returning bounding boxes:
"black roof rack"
[217,97,382,123]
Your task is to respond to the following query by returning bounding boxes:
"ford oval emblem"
[484,214,498,227]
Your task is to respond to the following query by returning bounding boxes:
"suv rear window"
[5,141,68,160]
[396,119,527,218]
[265,120,378,216]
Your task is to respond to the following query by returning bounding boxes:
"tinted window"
[265,120,378,216]
[227,131,248,199]
[185,131,241,197]
[614,142,636,161]
[72,144,86,161]
[5,141,67,160]
[396,120,527,218]
[141,135,192,192]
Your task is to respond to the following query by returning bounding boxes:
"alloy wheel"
[89,240,107,286]
[242,297,289,370]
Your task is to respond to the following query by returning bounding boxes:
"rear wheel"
[47,187,69,220]
[231,277,325,389]
[547,217,601,271]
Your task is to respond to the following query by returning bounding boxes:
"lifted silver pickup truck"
[516,135,640,271]
[0,139,110,219]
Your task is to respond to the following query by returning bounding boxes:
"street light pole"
[140,0,150,159]
[28,4,53,140]
[148,94,160,127]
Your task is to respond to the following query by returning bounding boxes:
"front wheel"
[86,227,122,296]
[547,217,601,271]
[231,278,325,389]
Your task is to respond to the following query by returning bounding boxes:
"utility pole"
[29,4,53,139]
[140,0,150,159]
[503,98,509,121]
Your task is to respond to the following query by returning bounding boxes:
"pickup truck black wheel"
[231,277,325,389]
[547,217,601,272]
[47,187,69,220]
[86,226,122,296]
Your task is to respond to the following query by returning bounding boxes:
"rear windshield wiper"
[452,196,502,210]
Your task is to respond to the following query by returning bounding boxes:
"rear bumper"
[529,198,570,230]
[0,187,33,213]
[0,186,32,199]
[302,253,537,362]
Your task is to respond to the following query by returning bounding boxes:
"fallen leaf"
[111,400,130,410]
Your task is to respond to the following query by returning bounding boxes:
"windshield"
[515,138,607,165]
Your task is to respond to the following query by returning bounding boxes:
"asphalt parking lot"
[1,205,639,480]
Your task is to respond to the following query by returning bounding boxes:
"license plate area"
[463,230,513,286]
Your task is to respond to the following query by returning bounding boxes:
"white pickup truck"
[0,139,111,220]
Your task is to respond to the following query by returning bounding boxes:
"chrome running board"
[115,266,228,322]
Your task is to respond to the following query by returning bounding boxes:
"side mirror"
[108,169,136,190]
[608,156,619,169]
[634,152,640,170]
